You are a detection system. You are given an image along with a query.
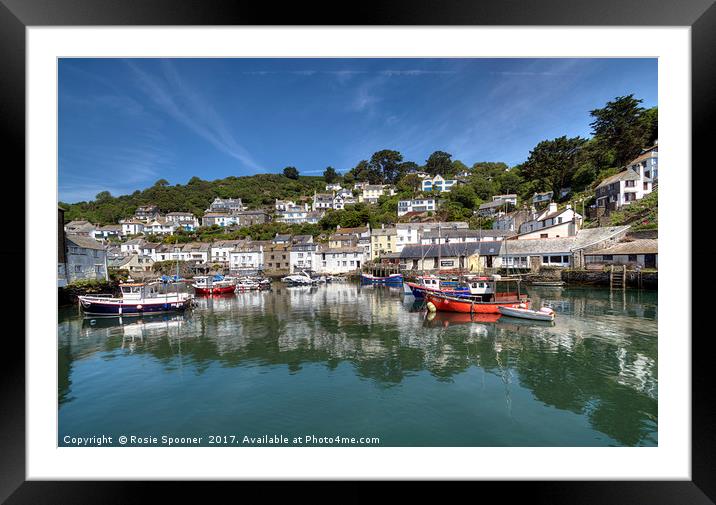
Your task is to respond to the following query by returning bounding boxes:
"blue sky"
[59,58,657,203]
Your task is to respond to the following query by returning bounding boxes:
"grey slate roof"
[499,237,577,255]
[596,168,641,189]
[66,234,105,251]
[422,228,515,239]
[400,242,482,259]
[586,238,657,255]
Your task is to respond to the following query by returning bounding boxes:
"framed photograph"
[2,0,712,501]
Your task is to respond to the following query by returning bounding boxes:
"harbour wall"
[561,269,657,289]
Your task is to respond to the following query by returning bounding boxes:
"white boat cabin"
[120,282,162,300]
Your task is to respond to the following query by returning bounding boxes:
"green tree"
[589,95,650,168]
[283,166,300,180]
[521,136,587,197]
[323,166,339,183]
[368,149,403,184]
[425,151,453,176]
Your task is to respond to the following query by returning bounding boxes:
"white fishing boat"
[281,270,317,286]
[498,304,555,321]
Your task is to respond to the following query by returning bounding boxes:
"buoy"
[426,301,437,313]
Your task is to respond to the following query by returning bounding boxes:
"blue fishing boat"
[78,281,193,316]
[360,273,403,285]
[404,275,471,298]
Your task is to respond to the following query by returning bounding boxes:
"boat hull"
[193,284,236,295]
[360,273,403,285]
[78,297,191,316]
[425,293,528,314]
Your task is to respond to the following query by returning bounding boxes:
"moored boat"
[78,282,193,316]
[424,276,528,314]
[360,273,403,285]
[498,304,555,321]
[192,275,237,295]
[404,275,470,298]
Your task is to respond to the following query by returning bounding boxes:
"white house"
[202,212,231,227]
[595,163,654,212]
[120,219,145,236]
[325,183,343,191]
[275,199,298,212]
[166,212,199,229]
[421,174,458,193]
[395,222,468,252]
[518,203,582,237]
[120,238,145,254]
[313,193,334,211]
[397,198,437,217]
[315,246,367,274]
[93,224,122,240]
[290,240,319,273]
[359,184,395,204]
[333,192,356,210]
[627,144,658,184]
[210,239,245,265]
[229,243,264,273]
[207,197,244,213]
[145,218,179,235]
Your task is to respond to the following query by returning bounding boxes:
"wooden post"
[610,265,613,289]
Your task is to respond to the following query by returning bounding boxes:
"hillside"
[608,188,658,230]
[60,174,326,225]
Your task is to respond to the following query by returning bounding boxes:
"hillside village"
[58,142,658,287]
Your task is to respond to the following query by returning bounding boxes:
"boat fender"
[540,307,554,314]
[426,302,437,313]
[136,304,143,310]
[519,303,527,309]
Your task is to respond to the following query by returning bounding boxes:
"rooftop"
[400,242,482,259]
[596,168,641,189]
[66,234,105,251]
[586,238,657,256]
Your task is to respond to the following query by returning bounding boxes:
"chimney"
[548,202,557,214]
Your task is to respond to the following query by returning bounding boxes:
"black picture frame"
[1,0,711,502]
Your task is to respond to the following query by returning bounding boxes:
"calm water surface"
[58,283,657,446]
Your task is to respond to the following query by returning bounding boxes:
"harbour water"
[58,283,657,447]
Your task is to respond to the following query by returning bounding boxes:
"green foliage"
[589,95,655,168]
[608,189,658,230]
[61,173,324,225]
[425,150,453,176]
[520,136,588,197]
[283,167,300,180]
[323,166,339,183]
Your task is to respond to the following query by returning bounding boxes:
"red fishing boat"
[191,275,237,295]
[425,275,528,314]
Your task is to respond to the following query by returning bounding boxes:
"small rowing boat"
[498,304,555,321]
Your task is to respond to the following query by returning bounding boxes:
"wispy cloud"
[127,59,262,171]
[59,144,174,202]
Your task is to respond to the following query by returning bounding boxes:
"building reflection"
[58,283,658,446]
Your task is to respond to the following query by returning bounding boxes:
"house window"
[74,265,82,273]
[603,255,613,261]
[95,265,102,274]
[562,256,570,263]
[69,246,80,254]
[643,182,649,190]
[628,255,637,262]
[540,233,548,238]
[625,180,636,187]
[543,256,549,263]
